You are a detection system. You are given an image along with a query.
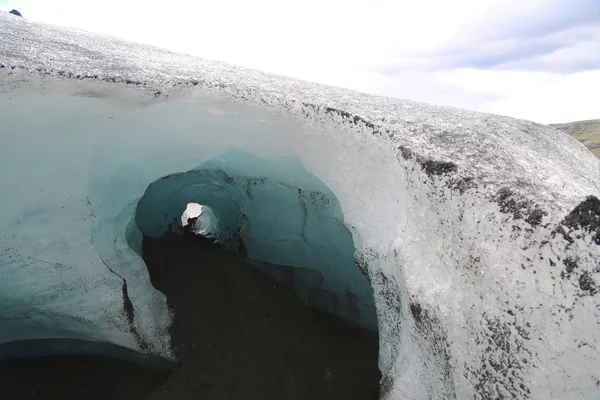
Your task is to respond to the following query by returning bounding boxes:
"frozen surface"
[1,11,600,400]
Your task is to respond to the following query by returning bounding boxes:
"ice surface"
[1,13,600,400]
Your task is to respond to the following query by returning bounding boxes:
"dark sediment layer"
[0,231,380,399]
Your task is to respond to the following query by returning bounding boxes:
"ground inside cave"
[0,231,381,399]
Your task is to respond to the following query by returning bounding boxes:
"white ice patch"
[181,203,219,238]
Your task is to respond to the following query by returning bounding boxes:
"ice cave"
[1,11,600,400]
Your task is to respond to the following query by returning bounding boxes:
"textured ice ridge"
[1,12,599,400]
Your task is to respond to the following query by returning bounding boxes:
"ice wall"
[1,12,600,400]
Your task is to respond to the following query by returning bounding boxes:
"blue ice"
[0,93,376,362]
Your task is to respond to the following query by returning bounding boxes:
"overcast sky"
[1,0,598,124]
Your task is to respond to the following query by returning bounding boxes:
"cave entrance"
[136,151,381,399]
[142,229,380,400]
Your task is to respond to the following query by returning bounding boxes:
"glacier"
[1,11,600,400]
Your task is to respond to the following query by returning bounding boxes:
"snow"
[1,12,600,400]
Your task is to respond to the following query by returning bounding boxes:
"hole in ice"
[135,151,382,398]
[180,203,219,239]
[135,150,379,330]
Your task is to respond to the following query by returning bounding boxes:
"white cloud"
[1,0,598,123]
[436,69,599,123]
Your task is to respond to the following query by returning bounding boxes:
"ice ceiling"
[1,11,600,400]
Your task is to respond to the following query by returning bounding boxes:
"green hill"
[551,119,600,159]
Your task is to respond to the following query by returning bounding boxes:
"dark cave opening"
[134,151,379,332]
[141,229,381,400]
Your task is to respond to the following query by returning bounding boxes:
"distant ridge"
[551,119,600,159]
